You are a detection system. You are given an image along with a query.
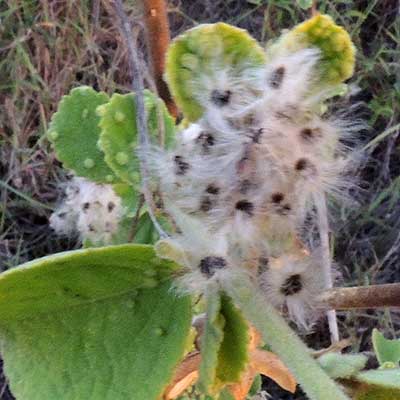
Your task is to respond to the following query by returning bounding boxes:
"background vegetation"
[0,0,399,398]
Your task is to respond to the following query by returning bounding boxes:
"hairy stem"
[314,192,339,343]
[223,273,350,400]
[112,0,167,238]
[319,283,400,310]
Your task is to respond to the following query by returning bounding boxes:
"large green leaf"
[0,245,192,400]
[372,329,400,367]
[47,86,116,183]
[165,23,266,121]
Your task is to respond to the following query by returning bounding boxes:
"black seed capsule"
[295,158,309,171]
[277,203,292,216]
[235,200,254,216]
[107,201,115,212]
[174,155,190,175]
[211,90,231,107]
[281,274,303,296]
[271,192,284,204]
[196,132,215,153]
[82,202,90,212]
[199,256,227,277]
[206,184,220,195]
[239,179,251,194]
[200,196,213,212]
[269,66,285,89]
[57,212,67,219]
[258,257,269,275]
[251,128,263,144]
[300,127,322,141]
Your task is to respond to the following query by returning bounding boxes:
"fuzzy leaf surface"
[318,353,368,379]
[47,86,116,183]
[355,368,400,389]
[0,245,192,400]
[198,284,224,394]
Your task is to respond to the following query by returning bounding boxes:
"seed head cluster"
[50,177,123,245]
[151,47,360,328]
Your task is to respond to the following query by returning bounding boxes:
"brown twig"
[310,0,318,17]
[319,283,400,310]
[112,0,168,239]
[143,0,178,118]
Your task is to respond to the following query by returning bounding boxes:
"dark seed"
[107,202,115,212]
[196,132,215,153]
[57,212,67,219]
[235,200,254,216]
[200,196,213,212]
[281,274,303,296]
[211,89,232,107]
[300,127,322,141]
[277,203,292,216]
[258,257,269,275]
[82,202,90,212]
[199,256,227,277]
[251,128,263,144]
[269,66,285,89]
[88,224,96,232]
[206,184,220,195]
[295,158,309,171]
[174,155,190,175]
[239,179,253,194]
[271,192,284,203]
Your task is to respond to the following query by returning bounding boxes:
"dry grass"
[0,1,399,399]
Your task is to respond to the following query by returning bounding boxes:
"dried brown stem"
[143,0,178,118]
[319,283,400,310]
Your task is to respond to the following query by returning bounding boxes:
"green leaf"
[165,22,266,122]
[248,374,262,396]
[47,86,116,183]
[216,294,249,384]
[98,91,175,185]
[198,290,250,396]
[0,244,178,321]
[269,14,356,85]
[372,329,400,367]
[296,0,313,9]
[198,284,225,395]
[355,386,400,400]
[0,245,192,400]
[318,353,368,379]
[355,369,400,389]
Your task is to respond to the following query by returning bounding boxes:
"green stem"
[222,273,350,400]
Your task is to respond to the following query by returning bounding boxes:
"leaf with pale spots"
[165,22,266,122]
[47,86,116,183]
[98,91,176,185]
[0,244,192,400]
[269,14,356,86]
